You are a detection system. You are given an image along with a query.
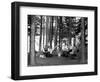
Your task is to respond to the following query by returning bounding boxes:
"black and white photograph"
[11,2,97,80]
[27,15,88,66]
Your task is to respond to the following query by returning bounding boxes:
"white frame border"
[20,6,95,76]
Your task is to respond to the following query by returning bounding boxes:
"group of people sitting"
[37,35,81,59]
[38,44,80,59]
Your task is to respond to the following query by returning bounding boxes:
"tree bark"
[42,16,45,49]
[30,16,36,65]
[46,16,49,47]
[39,16,42,51]
[54,17,57,48]
[50,16,53,49]
[81,17,85,63]
[59,17,63,50]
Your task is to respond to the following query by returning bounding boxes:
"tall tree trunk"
[57,17,60,50]
[46,16,50,48]
[54,17,57,48]
[30,16,36,65]
[59,17,63,50]
[46,16,49,47]
[51,16,54,49]
[39,16,42,51]
[81,17,85,63]
[44,16,47,49]
[42,16,45,49]
[50,16,53,49]
[57,16,61,57]
[57,17,60,51]
[69,17,72,46]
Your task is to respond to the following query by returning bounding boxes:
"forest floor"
[30,55,87,66]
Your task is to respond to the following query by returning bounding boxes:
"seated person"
[43,48,53,57]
